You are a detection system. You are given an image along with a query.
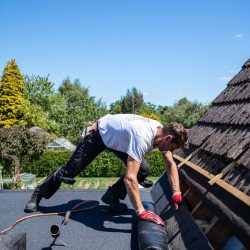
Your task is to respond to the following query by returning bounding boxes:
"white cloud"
[143,92,150,97]
[220,76,232,81]
[234,33,243,38]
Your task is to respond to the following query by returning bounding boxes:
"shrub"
[22,150,165,177]
[144,151,165,176]
[22,151,72,176]
[0,125,48,176]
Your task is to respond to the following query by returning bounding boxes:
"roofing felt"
[0,176,211,250]
[176,58,250,195]
[0,189,143,250]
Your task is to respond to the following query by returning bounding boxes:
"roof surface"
[0,189,152,250]
[177,58,250,195]
[0,176,212,250]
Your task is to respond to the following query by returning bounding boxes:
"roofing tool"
[50,224,60,238]
[47,200,89,247]
[0,200,99,234]
[48,210,71,247]
[49,224,67,247]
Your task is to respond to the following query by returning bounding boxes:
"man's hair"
[163,122,188,147]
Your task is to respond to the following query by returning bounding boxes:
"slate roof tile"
[242,58,250,69]
[224,167,250,195]
[228,68,250,86]
[237,147,250,169]
[199,103,250,125]
[174,146,194,158]
[213,82,250,103]
[187,125,216,146]
[176,58,250,193]
[227,129,250,160]
[191,150,226,174]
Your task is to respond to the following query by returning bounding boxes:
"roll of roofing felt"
[137,201,168,250]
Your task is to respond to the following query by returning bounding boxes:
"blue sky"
[0,0,249,107]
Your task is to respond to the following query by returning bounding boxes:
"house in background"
[46,138,76,151]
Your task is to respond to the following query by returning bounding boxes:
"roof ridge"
[213,98,250,105]
[242,58,250,69]
[196,121,250,129]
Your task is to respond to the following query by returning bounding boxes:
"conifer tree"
[0,59,26,127]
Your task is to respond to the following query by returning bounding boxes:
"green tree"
[109,100,122,114]
[110,87,144,114]
[24,74,55,111]
[0,59,27,127]
[23,74,61,132]
[121,87,144,113]
[159,98,210,128]
[23,102,60,132]
[55,78,107,143]
[139,102,162,122]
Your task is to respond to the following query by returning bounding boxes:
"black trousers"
[38,129,150,199]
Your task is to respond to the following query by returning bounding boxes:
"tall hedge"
[21,150,165,177]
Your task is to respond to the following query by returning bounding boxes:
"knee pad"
[137,168,150,182]
[54,167,76,185]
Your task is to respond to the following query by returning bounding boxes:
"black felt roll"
[137,201,168,250]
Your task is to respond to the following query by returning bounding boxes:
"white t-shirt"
[98,114,163,163]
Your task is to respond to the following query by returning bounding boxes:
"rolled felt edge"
[137,201,169,250]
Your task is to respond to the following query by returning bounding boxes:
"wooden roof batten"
[174,153,250,206]
[175,152,250,249]
[175,58,250,249]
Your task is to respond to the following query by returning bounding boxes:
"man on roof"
[24,113,188,225]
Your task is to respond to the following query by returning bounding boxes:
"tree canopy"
[0,59,210,170]
[24,74,54,110]
[0,60,210,134]
[159,97,210,128]
[55,78,107,143]
[110,87,144,114]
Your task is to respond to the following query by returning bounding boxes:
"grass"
[37,176,159,189]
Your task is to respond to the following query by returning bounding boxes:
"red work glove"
[172,192,182,210]
[138,209,164,226]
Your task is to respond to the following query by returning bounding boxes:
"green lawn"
[37,176,159,189]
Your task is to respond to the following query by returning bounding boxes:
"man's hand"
[172,192,182,210]
[138,209,164,226]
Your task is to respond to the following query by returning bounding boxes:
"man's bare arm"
[124,156,144,213]
[162,151,180,194]
[124,156,165,224]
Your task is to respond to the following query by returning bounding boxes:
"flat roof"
[0,189,153,250]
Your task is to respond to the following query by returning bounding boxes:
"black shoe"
[101,188,128,212]
[138,179,154,188]
[24,187,43,213]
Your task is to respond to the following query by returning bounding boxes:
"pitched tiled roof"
[176,58,250,195]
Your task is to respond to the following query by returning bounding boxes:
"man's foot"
[24,187,43,213]
[101,188,128,212]
[138,178,154,188]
